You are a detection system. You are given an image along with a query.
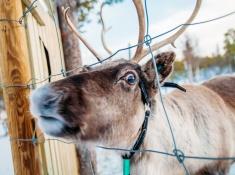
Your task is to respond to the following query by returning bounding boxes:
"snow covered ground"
[0,137,14,175]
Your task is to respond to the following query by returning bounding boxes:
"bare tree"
[182,36,199,82]
[224,29,235,72]
[56,1,96,174]
[56,0,82,75]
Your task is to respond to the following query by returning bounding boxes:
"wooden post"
[0,1,41,175]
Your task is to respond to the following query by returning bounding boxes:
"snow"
[0,137,14,175]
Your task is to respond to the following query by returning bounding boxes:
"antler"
[63,7,102,62]
[100,2,113,55]
[132,0,146,59]
[132,0,202,63]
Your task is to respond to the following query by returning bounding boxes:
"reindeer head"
[30,0,201,146]
[30,52,175,144]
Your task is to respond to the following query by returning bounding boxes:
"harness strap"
[127,109,150,159]
[162,82,186,92]
[123,80,151,160]
[122,79,186,175]
[122,80,150,175]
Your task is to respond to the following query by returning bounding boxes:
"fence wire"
[0,2,235,89]
[5,132,235,162]
[144,0,189,173]
[0,0,38,24]
[1,0,235,175]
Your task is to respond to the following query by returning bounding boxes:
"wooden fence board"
[24,1,79,175]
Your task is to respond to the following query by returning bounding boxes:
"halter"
[122,80,186,175]
[122,79,151,175]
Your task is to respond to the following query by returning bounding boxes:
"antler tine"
[63,7,102,62]
[132,0,146,60]
[133,0,202,63]
[100,2,113,55]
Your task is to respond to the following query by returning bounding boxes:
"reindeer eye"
[125,73,137,85]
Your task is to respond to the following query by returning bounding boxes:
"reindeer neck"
[130,95,184,174]
[144,95,179,147]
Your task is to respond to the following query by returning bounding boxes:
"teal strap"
[123,158,130,175]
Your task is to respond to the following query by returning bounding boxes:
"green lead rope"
[123,158,130,175]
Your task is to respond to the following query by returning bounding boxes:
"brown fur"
[30,52,235,175]
[203,75,235,110]
[166,83,235,174]
[195,161,230,175]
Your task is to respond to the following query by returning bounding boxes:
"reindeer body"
[51,1,213,173]
[30,51,235,175]
[27,0,234,173]
[131,75,235,175]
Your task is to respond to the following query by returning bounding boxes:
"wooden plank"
[25,10,49,175]
[38,141,48,175]
[32,16,46,84]
[41,10,65,82]
[51,141,60,175]
[27,13,43,84]
[46,140,55,175]
[59,143,67,175]
[70,144,80,174]
[23,2,79,174]
[0,1,41,175]
[55,142,63,175]
[62,144,79,175]
[22,0,46,26]
[25,12,36,88]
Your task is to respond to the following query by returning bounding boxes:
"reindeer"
[30,0,235,174]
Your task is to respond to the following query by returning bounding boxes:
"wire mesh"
[1,0,235,175]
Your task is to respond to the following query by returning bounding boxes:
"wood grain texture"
[22,0,46,26]
[25,4,79,174]
[0,1,41,175]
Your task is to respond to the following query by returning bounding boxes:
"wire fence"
[1,0,235,175]
[0,0,38,24]
[0,0,235,89]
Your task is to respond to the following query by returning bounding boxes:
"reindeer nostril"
[40,115,56,121]
[43,94,63,108]
[43,100,54,109]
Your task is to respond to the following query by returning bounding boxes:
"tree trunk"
[56,1,97,175]
[56,0,82,75]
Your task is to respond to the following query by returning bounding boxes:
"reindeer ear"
[142,52,175,84]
